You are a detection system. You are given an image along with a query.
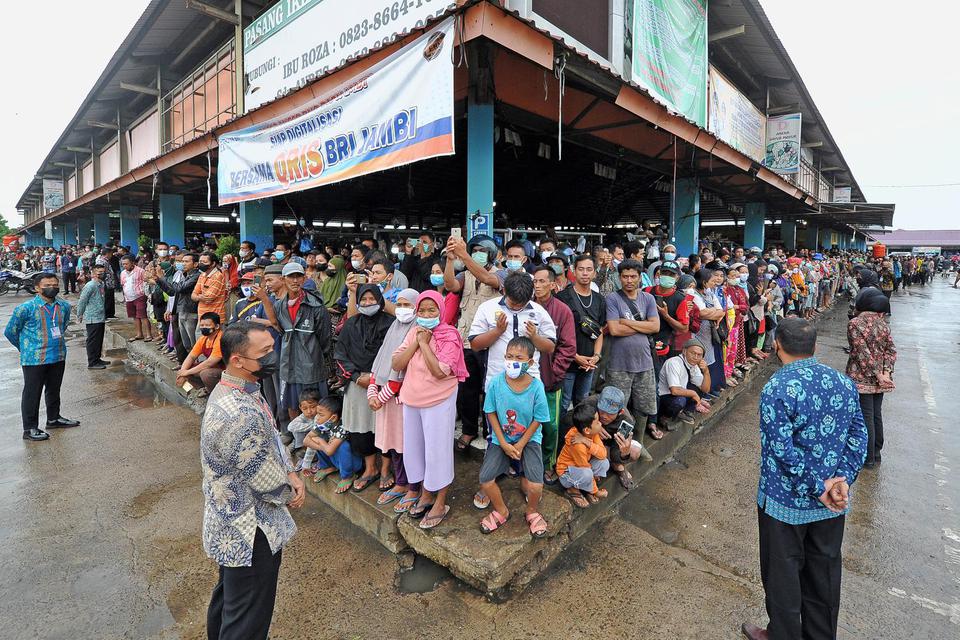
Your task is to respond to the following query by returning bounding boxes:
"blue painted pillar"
[240,199,274,254]
[52,223,66,248]
[77,218,93,245]
[467,101,494,239]
[119,205,140,255]
[672,178,700,257]
[780,218,797,250]
[63,221,78,246]
[94,212,110,245]
[743,203,766,250]
[159,193,185,247]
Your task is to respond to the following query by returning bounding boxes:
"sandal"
[408,502,434,520]
[352,474,380,492]
[617,469,636,491]
[313,468,337,483]
[473,492,490,510]
[127,337,142,343]
[585,492,599,505]
[595,488,609,500]
[377,488,406,506]
[455,435,474,452]
[335,477,353,494]
[378,475,396,491]
[419,505,451,530]
[566,488,589,509]
[480,510,510,534]
[646,423,665,440]
[526,512,548,538]
[543,469,559,486]
[394,495,419,514]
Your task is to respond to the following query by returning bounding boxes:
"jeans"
[561,368,595,412]
[315,439,363,479]
[859,393,884,464]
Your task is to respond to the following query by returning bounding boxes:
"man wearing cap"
[657,339,711,428]
[646,243,678,283]
[644,260,692,358]
[546,253,570,293]
[271,262,332,421]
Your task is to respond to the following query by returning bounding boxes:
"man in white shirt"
[657,338,711,428]
[468,271,557,389]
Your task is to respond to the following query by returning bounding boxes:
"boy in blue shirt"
[479,337,551,537]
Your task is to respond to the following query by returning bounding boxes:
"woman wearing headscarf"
[746,262,769,361]
[391,290,468,530]
[319,256,347,310]
[334,284,395,493]
[367,288,420,512]
[693,268,726,395]
[723,266,749,384]
[846,288,896,468]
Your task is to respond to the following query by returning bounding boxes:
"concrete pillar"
[77,218,93,245]
[63,221,78,246]
[119,205,140,255]
[672,178,700,257]
[780,218,797,250]
[467,101,494,239]
[52,223,66,248]
[743,203,766,250]
[240,199,274,254]
[159,193,185,247]
[94,212,111,245]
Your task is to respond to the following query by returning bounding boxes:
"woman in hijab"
[391,290,468,530]
[320,255,347,310]
[746,262,769,361]
[368,288,421,511]
[724,266,749,384]
[846,288,895,468]
[334,284,395,493]
[693,268,726,395]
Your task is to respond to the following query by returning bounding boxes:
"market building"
[15,0,894,253]
[868,228,960,258]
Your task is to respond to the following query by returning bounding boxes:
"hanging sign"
[42,179,64,210]
[219,19,455,206]
[764,113,802,174]
[708,66,765,163]
[832,186,851,203]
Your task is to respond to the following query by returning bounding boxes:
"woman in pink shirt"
[391,290,468,530]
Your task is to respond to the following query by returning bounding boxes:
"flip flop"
[419,505,451,530]
[473,492,490,510]
[127,337,142,343]
[455,435,474,452]
[335,477,353,494]
[543,469,559,486]
[394,495,419,514]
[313,468,337,483]
[480,510,510,534]
[408,502,434,520]
[378,475,396,491]
[352,474,380,492]
[617,469,636,491]
[526,512,548,538]
[646,423,664,440]
[566,489,589,509]
[377,488,406,506]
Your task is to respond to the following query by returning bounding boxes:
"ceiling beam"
[709,25,745,43]
[801,141,823,148]
[63,145,93,154]
[88,119,119,129]
[767,103,800,115]
[184,0,240,25]
[119,81,160,96]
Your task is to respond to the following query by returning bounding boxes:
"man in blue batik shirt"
[742,317,867,640]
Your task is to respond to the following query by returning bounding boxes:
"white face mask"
[351,259,363,270]
[394,307,415,323]
[239,249,250,258]
[541,250,553,262]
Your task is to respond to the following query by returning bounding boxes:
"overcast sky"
[0,1,956,230]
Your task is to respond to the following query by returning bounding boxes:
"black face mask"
[250,351,279,379]
[200,327,215,336]
[198,262,211,272]
[41,286,60,299]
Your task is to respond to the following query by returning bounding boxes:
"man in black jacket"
[151,252,201,357]
[400,232,442,292]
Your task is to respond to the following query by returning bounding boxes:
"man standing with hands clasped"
[201,321,305,640]
[742,317,867,640]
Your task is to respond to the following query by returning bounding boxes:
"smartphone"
[451,227,462,240]
[616,419,635,439]
[254,275,262,286]
[356,274,367,284]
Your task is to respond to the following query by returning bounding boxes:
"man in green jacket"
[76,264,110,369]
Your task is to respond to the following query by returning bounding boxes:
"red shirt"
[287,292,304,322]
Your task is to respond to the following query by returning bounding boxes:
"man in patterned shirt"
[742,318,866,640]
[201,322,305,640]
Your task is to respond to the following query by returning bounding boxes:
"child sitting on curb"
[478,337,551,538]
[290,389,322,474]
[302,395,362,494]
[555,401,610,508]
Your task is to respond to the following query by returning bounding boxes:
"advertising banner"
[44,220,53,240]
[219,19,455,206]
[707,66,765,163]
[832,186,851,203]
[42,178,64,210]
[627,0,708,127]
[764,113,802,174]
[243,0,456,112]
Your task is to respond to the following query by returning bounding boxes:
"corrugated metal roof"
[870,229,960,247]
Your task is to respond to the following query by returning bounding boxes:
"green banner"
[628,0,708,127]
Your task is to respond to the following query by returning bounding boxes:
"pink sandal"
[526,512,548,538]
[480,510,509,534]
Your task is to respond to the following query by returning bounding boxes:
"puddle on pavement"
[113,365,170,409]
[397,555,452,594]
[619,493,680,545]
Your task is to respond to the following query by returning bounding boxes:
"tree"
[0,214,13,237]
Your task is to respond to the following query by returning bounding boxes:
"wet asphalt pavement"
[0,279,957,639]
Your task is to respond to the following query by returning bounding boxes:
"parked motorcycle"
[0,269,38,296]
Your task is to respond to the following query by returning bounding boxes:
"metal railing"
[161,39,236,153]
[785,158,833,202]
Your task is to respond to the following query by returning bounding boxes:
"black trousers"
[758,508,845,640]
[104,286,116,318]
[85,323,105,366]
[62,271,77,294]
[207,528,282,640]
[21,361,66,431]
[457,349,487,438]
[859,393,884,464]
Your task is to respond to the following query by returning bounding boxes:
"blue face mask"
[739,273,749,283]
[658,275,677,289]
[273,250,285,260]
[430,274,445,287]
[472,251,488,267]
[421,242,431,253]
[174,262,184,272]
[506,259,523,272]
[416,316,440,330]
[550,263,564,275]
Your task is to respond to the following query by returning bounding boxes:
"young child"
[302,395,362,494]
[289,389,322,474]
[555,401,611,508]
[478,337,551,537]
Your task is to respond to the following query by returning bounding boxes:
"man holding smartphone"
[400,231,441,292]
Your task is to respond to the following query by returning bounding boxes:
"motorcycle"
[0,269,39,296]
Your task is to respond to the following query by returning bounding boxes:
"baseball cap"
[281,262,305,277]
[660,259,680,273]
[239,270,257,281]
[597,386,626,414]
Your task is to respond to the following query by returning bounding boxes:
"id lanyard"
[42,303,62,339]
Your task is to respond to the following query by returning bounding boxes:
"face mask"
[358,304,380,316]
[175,262,185,272]
[241,286,253,298]
[453,259,465,272]
[506,259,523,272]
[351,259,363,270]
[727,277,740,286]
[504,360,530,379]
[659,275,677,289]
[550,264,564,276]
[377,280,389,291]
[613,259,622,267]
[239,249,250,258]
[764,273,774,281]
[421,242,431,253]
[157,250,168,258]
[430,274,445,287]
[200,327,214,336]
[395,308,415,323]
[541,251,553,262]
[739,274,749,283]
[326,267,337,276]
[198,262,211,272]
[663,252,676,261]
[391,246,400,255]
[684,287,696,297]
[472,251,488,267]
[41,286,60,299]
[250,350,279,379]
[416,316,440,330]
